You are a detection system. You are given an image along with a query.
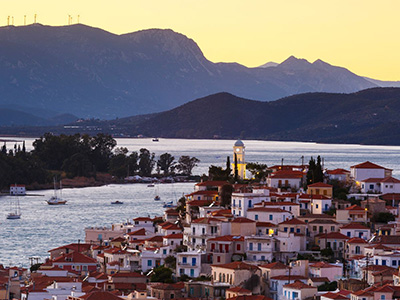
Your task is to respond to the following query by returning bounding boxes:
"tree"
[226,156,231,177]
[62,153,94,178]
[315,156,324,183]
[164,255,176,269]
[306,157,316,187]
[138,148,155,176]
[157,153,175,176]
[150,266,174,283]
[372,212,395,223]
[220,184,233,207]
[109,153,129,179]
[234,153,238,182]
[128,151,139,175]
[208,165,227,181]
[246,162,270,181]
[176,156,200,175]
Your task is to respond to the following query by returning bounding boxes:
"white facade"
[247,208,292,225]
[312,198,332,214]
[231,192,268,217]
[176,251,203,278]
[10,185,26,195]
[245,236,276,262]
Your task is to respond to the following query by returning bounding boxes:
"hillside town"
[3,140,400,300]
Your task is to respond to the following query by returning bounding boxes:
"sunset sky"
[1,0,399,80]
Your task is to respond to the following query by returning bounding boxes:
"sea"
[1,137,400,267]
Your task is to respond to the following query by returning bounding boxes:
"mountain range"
[3,87,400,146]
[0,23,398,120]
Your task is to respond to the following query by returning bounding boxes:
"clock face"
[236,148,240,152]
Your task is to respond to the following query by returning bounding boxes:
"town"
[2,140,400,300]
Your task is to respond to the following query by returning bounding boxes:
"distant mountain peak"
[279,56,311,69]
[258,61,278,68]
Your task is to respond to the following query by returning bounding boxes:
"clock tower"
[232,139,246,179]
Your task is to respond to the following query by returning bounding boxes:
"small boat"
[46,179,67,205]
[111,201,124,205]
[7,197,21,220]
[163,201,174,208]
[154,195,161,201]
[152,138,159,142]
[147,184,155,187]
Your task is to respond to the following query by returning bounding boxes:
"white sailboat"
[46,179,67,205]
[7,196,21,219]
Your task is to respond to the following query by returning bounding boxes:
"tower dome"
[234,139,244,147]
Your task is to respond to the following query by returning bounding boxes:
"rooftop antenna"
[34,14,37,24]
[77,15,80,24]
[12,16,14,25]
[24,15,26,26]
[68,15,71,25]
[7,16,10,26]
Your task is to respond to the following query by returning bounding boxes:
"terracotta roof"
[247,207,288,213]
[133,217,152,221]
[127,228,146,236]
[309,262,341,269]
[351,161,389,170]
[186,190,219,196]
[52,252,97,264]
[231,217,256,223]
[48,243,92,253]
[270,275,307,280]
[192,217,221,224]
[340,223,369,230]
[110,272,145,278]
[212,261,259,271]
[163,233,183,239]
[226,287,251,293]
[381,177,400,183]
[278,218,306,225]
[321,292,348,300]
[298,194,330,200]
[196,181,229,186]
[315,232,349,240]
[308,182,333,188]
[80,291,123,300]
[270,170,303,179]
[361,178,384,183]
[208,235,244,242]
[347,237,368,244]
[326,169,350,175]
[256,222,277,227]
[259,201,299,206]
[309,277,329,282]
[226,296,273,300]
[152,282,185,290]
[146,235,164,243]
[187,200,213,207]
[259,262,287,269]
[299,213,335,219]
[345,204,364,211]
[283,280,316,290]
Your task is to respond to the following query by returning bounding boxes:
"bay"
[1,137,400,267]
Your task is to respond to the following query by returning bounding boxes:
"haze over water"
[1,138,400,267]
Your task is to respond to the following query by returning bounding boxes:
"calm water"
[1,138,400,267]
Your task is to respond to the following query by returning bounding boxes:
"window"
[296,228,300,233]
[237,244,241,251]
[347,232,351,237]
[147,260,152,267]
[233,199,236,206]
[269,215,273,220]
[290,228,294,233]
[239,200,242,208]
[192,257,197,266]
[193,227,196,234]
[392,260,397,266]
[257,243,261,251]
[202,238,205,245]
[249,243,253,251]
[369,184,374,190]
[192,238,196,244]
[238,211,241,216]
[261,255,265,261]
[180,269,184,274]
[171,294,175,299]
[202,228,205,234]
[313,226,317,231]
[381,296,386,300]
[284,227,288,232]
[316,204,319,209]
[217,256,221,262]
[248,200,252,208]
[255,215,259,221]
[183,257,187,264]
[331,226,335,231]
[382,260,387,266]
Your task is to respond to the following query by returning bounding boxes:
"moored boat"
[111,201,124,205]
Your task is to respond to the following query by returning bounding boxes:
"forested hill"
[120,87,400,145]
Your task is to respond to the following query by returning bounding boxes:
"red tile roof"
[192,217,221,224]
[326,169,350,175]
[52,252,97,264]
[351,161,389,169]
[163,233,183,239]
[321,292,348,300]
[345,204,364,211]
[340,223,369,230]
[279,218,306,225]
[256,222,277,227]
[270,170,303,179]
[315,232,349,240]
[226,287,251,293]
[283,280,316,290]
[259,262,287,269]
[231,217,256,223]
[208,235,244,242]
[127,228,146,236]
[211,261,259,271]
[309,262,341,269]
[80,291,123,300]
[308,182,333,188]
[347,237,368,244]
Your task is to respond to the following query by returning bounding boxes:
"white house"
[340,223,371,240]
[267,170,304,190]
[308,262,342,281]
[282,280,318,300]
[350,161,392,183]
[231,190,269,217]
[9,184,26,195]
[326,169,350,182]
[254,201,300,217]
[245,236,276,262]
[246,207,293,225]
[361,177,400,194]
[176,251,204,278]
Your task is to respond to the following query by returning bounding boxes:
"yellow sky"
[1,0,399,80]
